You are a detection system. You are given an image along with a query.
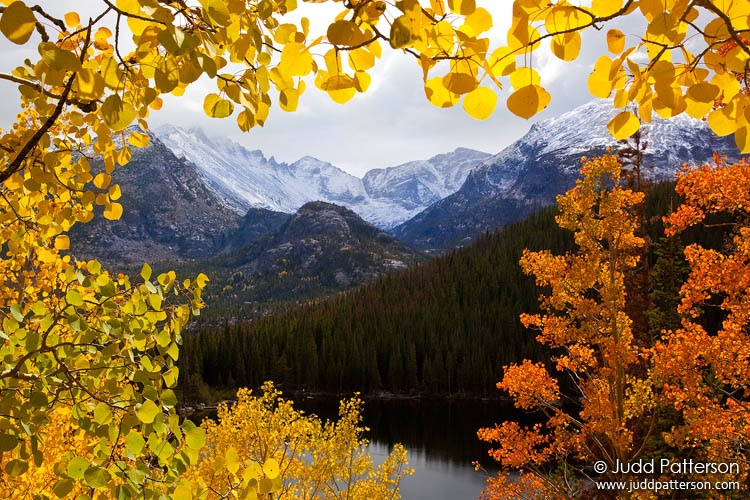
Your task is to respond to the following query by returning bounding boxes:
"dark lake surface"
[295,397,516,500]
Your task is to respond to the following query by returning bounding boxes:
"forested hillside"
[180,180,729,400]
[180,207,571,399]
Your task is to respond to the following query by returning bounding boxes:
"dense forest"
[179,180,722,400]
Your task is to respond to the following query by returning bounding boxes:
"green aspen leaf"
[0,433,18,452]
[462,86,497,120]
[125,430,146,456]
[67,456,90,479]
[163,367,179,387]
[141,263,153,281]
[10,303,24,322]
[506,85,551,119]
[0,1,36,44]
[84,466,111,489]
[101,95,137,131]
[172,485,193,500]
[66,289,83,307]
[94,402,112,424]
[185,426,206,450]
[203,93,234,118]
[5,459,28,476]
[53,478,75,498]
[262,457,280,479]
[607,110,640,140]
[137,400,160,424]
[38,42,81,71]
[30,391,48,408]
[199,0,231,27]
[226,447,241,474]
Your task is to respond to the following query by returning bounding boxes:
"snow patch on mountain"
[155,125,489,229]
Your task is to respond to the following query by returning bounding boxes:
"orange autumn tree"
[650,154,750,487]
[478,154,652,498]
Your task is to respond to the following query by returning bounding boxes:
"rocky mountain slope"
[68,133,253,266]
[392,99,742,251]
[156,125,489,229]
[215,201,425,302]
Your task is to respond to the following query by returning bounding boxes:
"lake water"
[295,397,515,500]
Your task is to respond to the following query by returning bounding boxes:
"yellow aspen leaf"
[607,110,640,140]
[429,0,446,16]
[203,93,234,118]
[172,486,193,500]
[327,20,360,46]
[353,71,370,92]
[545,6,587,33]
[326,87,356,104]
[93,172,111,190]
[462,86,497,120]
[489,46,515,76]
[73,68,105,100]
[225,447,241,474]
[64,12,80,28]
[711,71,741,101]
[507,85,551,119]
[424,77,459,108]
[348,47,375,71]
[510,66,540,91]
[606,29,625,54]
[0,1,36,44]
[199,0,231,27]
[109,184,122,201]
[591,0,623,17]
[508,18,540,51]
[460,7,492,37]
[279,43,313,76]
[448,0,475,15]
[614,88,628,108]
[274,23,297,44]
[38,42,81,71]
[128,131,150,148]
[320,74,355,91]
[442,71,477,95]
[101,95,137,131]
[551,31,581,61]
[707,108,737,137]
[736,127,750,153]
[390,15,412,49]
[103,201,123,221]
[279,88,299,112]
[54,235,70,251]
[262,458,280,479]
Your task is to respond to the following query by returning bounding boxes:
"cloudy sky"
[0,2,621,177]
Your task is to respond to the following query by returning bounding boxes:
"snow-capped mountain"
[393,99,742,251]
[155,125,489,229]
